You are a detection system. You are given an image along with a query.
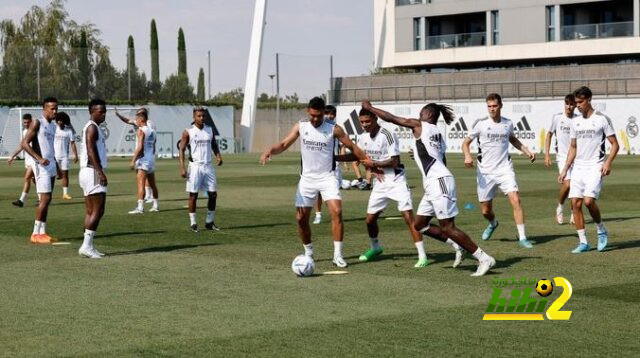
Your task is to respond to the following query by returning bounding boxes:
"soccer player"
[178,107,223,232]
[54,112,78,200]
[20,97,59,244]
[313,105,340,224]
[128,109,159,214]
[78,99,109,258]
[462,93,536,249]
[559,86,619,253]
[545,94,578,225]
[260,97,367,268]
[362,100,494,276]
[337,107,429,267]
[7,114,35,207]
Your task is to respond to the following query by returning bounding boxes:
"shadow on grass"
[604,239,640,252]
[62,230,168,242]
[108,242,219,256]
[605,216,640,222]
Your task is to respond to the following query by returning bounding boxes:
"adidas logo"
[514,116,536,140]
[342,110,364,138]
[448,117,468,139]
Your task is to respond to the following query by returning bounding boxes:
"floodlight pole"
[276,52,280,140]
[207,50,211,99]
[329,55,334,103]
[36,49,41,101]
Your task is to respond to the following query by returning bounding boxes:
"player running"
[53,112,78,200]
[260,97,368,268]
[462,93,536,249]
[78,99,109,258]
[178,107,223,232]
[313,105,340,224]
[559,86,619,253]
[545,94,578,225]
[7,113,36,207]
[337,107,429,267]
[128,109,159,214]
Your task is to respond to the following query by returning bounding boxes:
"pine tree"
[178,27,187,76]
[127,35,136,72]
[197,68,205,101]
[78,30,90,98]
[150,19,159,84]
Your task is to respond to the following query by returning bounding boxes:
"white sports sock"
[333,241,343,258]
[152,199,159,209]
[472,247,489,262]
[446,238,462,251]
[137,200,144,211]
[414,241,426,259]
[369,237,380,250]
[418,225,430,235]
[490,219,498,228]
[315,212,322,217]
[189,212,197,226]
[577,229,587,244]
[145,186,152,199]
[63,187,68,195]
[81,229,95,249]
[39,221,46,235]
[516,224,526,240]
[556,203,563,214]
[303,243,313,257]
[33,220,42,235]
[19,192,28,202]
[595,222,606,234]
[206,210,215,224]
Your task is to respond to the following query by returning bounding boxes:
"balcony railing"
[426,32,486,50]
[562,21,633,40]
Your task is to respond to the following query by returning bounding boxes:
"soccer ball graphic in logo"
[536,279,553,297]
[291,254,315,277]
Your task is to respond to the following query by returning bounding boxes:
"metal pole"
[207,50,211,99]
[36,48,41,101]
[127,47,132,101]
[329,55,334,103]
[276,52,280,140]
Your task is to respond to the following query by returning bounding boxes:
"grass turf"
[0,153,639,357]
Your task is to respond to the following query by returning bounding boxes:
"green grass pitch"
[0,153,638,356]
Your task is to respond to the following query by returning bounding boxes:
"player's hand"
[216,155,223,166]
[259,151,271,165]
[361,100,372,110]
[360,158,375,168]
[464,156,474,168]
[558,171,566,184]
[73,156,78,164]
[601,162,612,176]
[39,158,49,166]
[7,157,14,165]
[544,154,551,167]
[97,170,107,186]
[528,152,536,163]
[374,171,384,182]
[129,161,135,170]
[180,168,187,178]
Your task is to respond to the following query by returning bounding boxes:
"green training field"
[0,153,638,357]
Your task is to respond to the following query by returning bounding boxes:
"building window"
[414,17,424,50]
[547,6,556,41]
[396,0,428,5]
[491,11,499,45]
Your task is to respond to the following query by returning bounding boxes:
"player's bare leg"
[359,211,383,262]
[296,206,313,256]
[13,168,33,207]
[325,199,346,267]
[313,194,323,224]
[205,191,219,230]
[441,218,495,276]
[571,197,590,253]
[556,179,571,224]
[147,173,159,212]
[400,210,429,267]
[413,215,464,268]
[61,170,71,199]
[584,196,607,252]
[129,170,148,214]
[31,177,56,244]
[480,200,499,240]
[507,191,532,248]
[79,193,106,258]
[188,192,199,232]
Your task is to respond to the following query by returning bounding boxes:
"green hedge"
[0,99,307,110]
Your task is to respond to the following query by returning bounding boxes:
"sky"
[0,0,374,100]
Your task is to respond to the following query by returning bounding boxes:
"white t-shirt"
[80,121,107,169]
[22,128,34,166]
[413,122,452,185]
[570,111,615,168]
[138,125,156,162]
[549,112,577,161]
[299,119,336,179]
[357,127,403,181]
[54,126,75,160]
[187,125,214,165]
[35,116,57,164]
[467,116,515,175]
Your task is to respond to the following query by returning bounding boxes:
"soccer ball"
[340,179,351,190]
[291,254,315,277]
[536,279,553,297]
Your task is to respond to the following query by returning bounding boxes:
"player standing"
[7,114,35,207]
[462,93,536,249]
[559,86,619,253]
[544,94,578,225]
[128,110,159,214]
[362,101,493,275]
[78,99,109,258]
[178,107,223,232]
[260,97,368,268]
[54,112,78,200]
[313,105,340,224]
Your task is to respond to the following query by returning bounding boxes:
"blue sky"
[0,0,373,100]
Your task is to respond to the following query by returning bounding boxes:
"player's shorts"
[295,173,341,207]
[24,155,34,169]
[334,166,343,188]
[569,165,603,199]
[556,157,572,181]
[135,158,155,173]
[417,176,459,220]
[56,156,69,171]
[367,176,413,214]
[476,170,519,202]
[32,162,56,194]
[186,162,217,193]
[79,167,108,196]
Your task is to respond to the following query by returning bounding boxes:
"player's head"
[358,108,378,133]
[193,106,206,127]
[136,107,149,126]
[564,93,576,116]
[485,93,502,119]
[420,103,455,125]
[42,96,58,120]
[89,98,107,124]
[573,86,592,115]
[22,113,32,128]
[307,97,325,126]
[324,105,337,121]
[56,112,71,129]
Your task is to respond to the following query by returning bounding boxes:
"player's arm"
[260,122,300,164]
[70,135,79,163]
[6,144,24,165]
[211,132,223,166]
[461,137,474,168]
[114,108,135,125]
[362,100,421,132]
[86,124,107,186]
[130,129,144,169]
[178,130,189,178]
[509,134,536,162]
[544,131,554,167]
[335,125,367,162]
[21,120,48,166]
[558,138,576,183]
[601,135,619,176]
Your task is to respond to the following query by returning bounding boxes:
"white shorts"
[79,167,108,196]
[417,176,459,220]
[135,158,155,173]
[334,166,343,187]
[557,158,572,181]
[24,156,34,169]
[569,165,603,199]
[56,157,69,171]
[32,162,56,194]
[367,177,413,214]
[476,170,519,202]
[186,162,217,193]
[295,173,341,207]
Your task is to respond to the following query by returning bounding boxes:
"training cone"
[464,202,475,210]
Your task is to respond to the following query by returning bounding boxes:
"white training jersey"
[54,126,75,159]
[80,121,107,169]
[570,111,615,168]
[138,125,156,162]
[325,117,341,155]
[357,127,404,181]
[467,117,515,175]
[35,116,56,164]
[22,128,34,165]
[413,122,452,185]
[549,112,577,160]
[299,119,336,179]
[187,124,214,165]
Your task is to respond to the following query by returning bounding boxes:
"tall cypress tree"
[177,27,187,76]
[197,67,205,101]
[127,35,136,72]
[150,19,159,84]
[78,30,90,98]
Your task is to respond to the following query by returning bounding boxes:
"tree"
[77,30,90,99]
[177,27,187,76]
[159,73,194,101]
[196,68,205,101]
[127,35,136,73]
[150,19,159,84]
